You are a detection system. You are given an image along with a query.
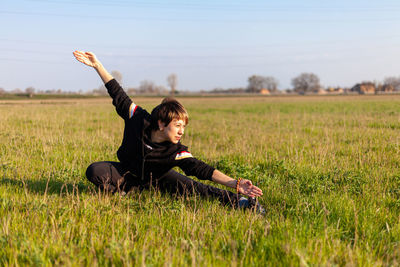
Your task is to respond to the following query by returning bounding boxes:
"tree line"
[214,73,400,94]
[1,72,400,97]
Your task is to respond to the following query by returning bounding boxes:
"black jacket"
[105,79,215,182]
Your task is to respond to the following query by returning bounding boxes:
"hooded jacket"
[105,79,215,182]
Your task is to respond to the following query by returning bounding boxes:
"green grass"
[1,95,400,266]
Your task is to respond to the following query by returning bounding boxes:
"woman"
[73,51,265,214]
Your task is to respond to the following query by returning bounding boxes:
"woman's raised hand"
[73,51,100,68]
[238,179,263,198]
[73,50,113,83]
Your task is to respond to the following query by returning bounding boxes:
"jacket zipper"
[141,140,145,180]
[141,157,145,180]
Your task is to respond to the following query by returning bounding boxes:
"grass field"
[1,95,400,266]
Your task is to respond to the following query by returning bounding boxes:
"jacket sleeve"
[175,151,215,181]
[105,79,133,120]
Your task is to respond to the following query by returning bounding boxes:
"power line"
[1,40,399,67]
[1,32,400,50]
[0,57,65,64]
[2,52,398,70]
[23,0,400,13]
[2,10,400,23]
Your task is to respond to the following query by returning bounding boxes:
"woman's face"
[160,118,185,144]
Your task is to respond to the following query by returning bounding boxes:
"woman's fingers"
[239,179,263,197]
[73,50,94,67]
[85,51,95,57]
[253,187,263,196]
[73,51,86,61]
[252,185,263,194]
[245,185,263,197]
[73,50,86,59]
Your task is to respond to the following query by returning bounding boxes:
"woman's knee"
[85,162,105,183]
[85,163,95,180]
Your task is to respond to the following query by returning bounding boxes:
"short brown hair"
[150,97,189,130]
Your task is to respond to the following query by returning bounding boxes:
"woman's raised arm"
[73,50,134,120]
[73,51,113,84]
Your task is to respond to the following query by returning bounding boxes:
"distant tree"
[247,75,264,93]
[139,80,157,94]
[0,88,5,96]
[157,85,169,95]
[211,87,246,94]
[167,73,178,96]
[25,86,35,98]
[291,73,320,93]
[247,75,279,93]
[11,88,22,94]
[263,76,279,92]
[92,85,107,95]
[111,70,123,84]
[127,87,137,96]
[384,76,400,91]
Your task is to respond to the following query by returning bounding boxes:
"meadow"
[1,95,400,266]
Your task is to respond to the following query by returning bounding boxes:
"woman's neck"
[151,130,166,143]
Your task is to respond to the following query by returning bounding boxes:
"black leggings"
[85,161,241,207]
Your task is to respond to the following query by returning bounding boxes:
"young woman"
[73,51,265,214]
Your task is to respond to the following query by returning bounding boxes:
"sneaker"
[238,197,266,215]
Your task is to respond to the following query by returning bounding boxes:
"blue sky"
[1,0,400,92]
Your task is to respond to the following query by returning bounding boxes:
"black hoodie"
[105,79,215,182]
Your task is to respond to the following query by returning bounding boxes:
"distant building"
[326,87,344,94]
[335,88,344,94]
[260,88,270,95]
[351,82,375,94]
[381,84,394,92]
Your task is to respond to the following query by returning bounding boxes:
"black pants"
[85,161,240,207]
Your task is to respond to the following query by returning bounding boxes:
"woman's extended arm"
[211,170,263,198]
[176,154,263,198]
[73,51,113,84]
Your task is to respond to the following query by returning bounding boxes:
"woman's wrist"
[94,63,113,84]
[93,61,103,71]
[228,179,238,189]
[236,178,242,194]
[211,170,242,190]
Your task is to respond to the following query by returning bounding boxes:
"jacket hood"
[143,126,187,159]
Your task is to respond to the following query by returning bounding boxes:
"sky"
[1,0,400,92]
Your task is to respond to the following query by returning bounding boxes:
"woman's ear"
[158,120,164,131]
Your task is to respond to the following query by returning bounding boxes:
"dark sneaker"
[238,197,266,215]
